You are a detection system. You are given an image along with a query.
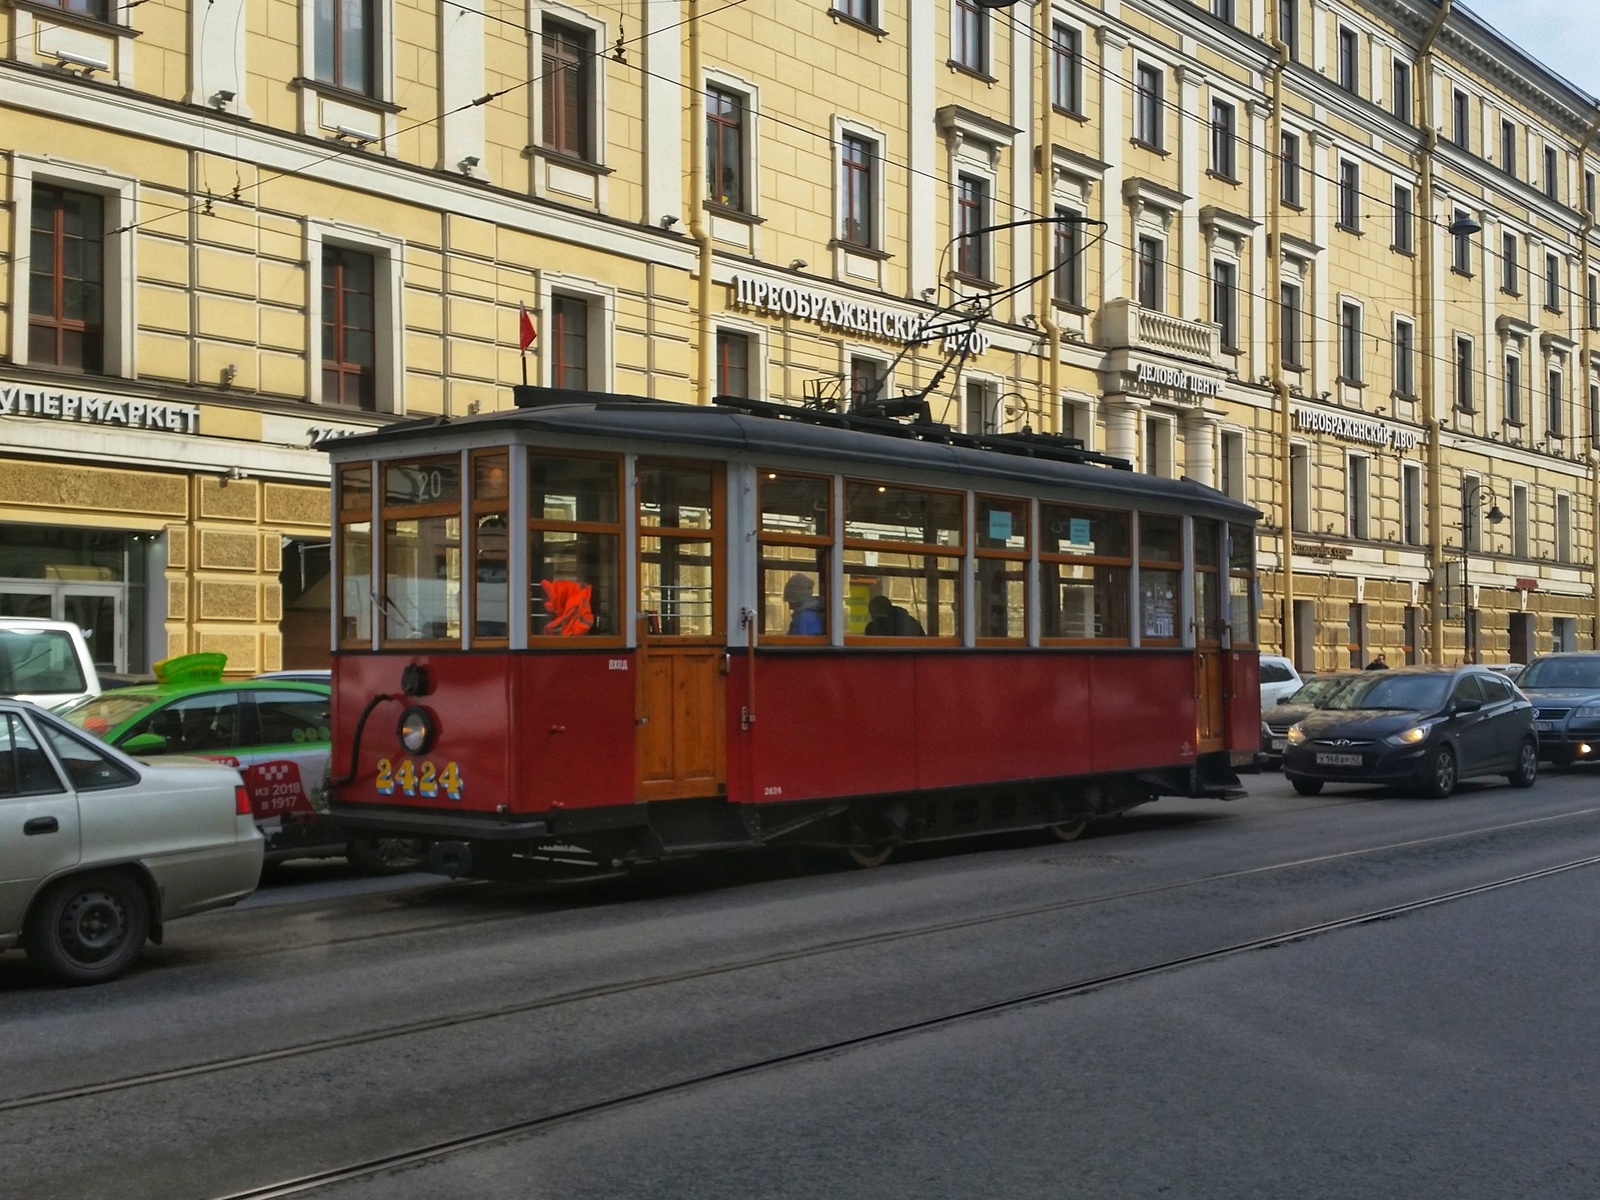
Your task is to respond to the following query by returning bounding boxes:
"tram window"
[843,481,963,641]
[759,473,831,640]
[638,463,719,638]
[1229,521,1257,646]
[1193,518,1222,642]
[976,496,1029,642]
[378,456,463,645]
[336,464,374,646]
[528,454,622,641]
[1040,504,1131,644]
[1138,514,1182,564]
[1138,513,1182,645]
[472,450,510,641]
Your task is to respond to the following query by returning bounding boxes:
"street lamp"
[1459,487,1505,663]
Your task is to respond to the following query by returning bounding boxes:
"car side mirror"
[1452,698,1483,715]
[1276,697,1291,706]
[120,733,168,755]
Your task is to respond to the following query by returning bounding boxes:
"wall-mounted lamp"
[54,49,109,76]
[335,125,378,147]
[920,287,937,300]
[221,363,238,387]
[219,466,247,486]
[210,89,236,110]
[659,214,680,229]
[1021,314,1039,329]
[458,155,480,175]
[789,258,808,270]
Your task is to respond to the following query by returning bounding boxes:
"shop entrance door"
[634,462,726,802]
[0,584,124,673]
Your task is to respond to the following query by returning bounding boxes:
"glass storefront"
[0,525,149,673]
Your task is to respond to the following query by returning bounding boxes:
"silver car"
[0,699,263,984]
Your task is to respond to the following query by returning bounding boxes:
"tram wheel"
[841,844,895,869]
[1047,821,1089,843]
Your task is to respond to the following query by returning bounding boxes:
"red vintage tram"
[324,387,1261,875]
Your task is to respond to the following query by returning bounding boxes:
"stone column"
[1104,397,1143,466]
[1184,414,1218,489]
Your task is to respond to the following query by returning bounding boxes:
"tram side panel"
[512,651,637,810]
[1087,652,1199,769]
[1228,651,1263,752]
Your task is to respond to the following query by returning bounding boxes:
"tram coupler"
[428,840,474,877]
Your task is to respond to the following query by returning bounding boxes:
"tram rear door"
[634,462,726,801]
[1194,519,1228,753]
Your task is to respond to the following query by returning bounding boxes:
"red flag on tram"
[518,302,537,351]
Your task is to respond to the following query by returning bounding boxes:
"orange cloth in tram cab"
[541,579,595,636]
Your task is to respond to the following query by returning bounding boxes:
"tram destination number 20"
[375,757,464,800]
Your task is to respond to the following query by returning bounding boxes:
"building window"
[1452,210,1473,274]
[38,0,110,16]
[849,356,883,407]
[1337,160,1360,230]
[1143,416,1173,478]
[953,0,987,74]
[1592,383,1600,446]
[1502,232,1520,294]
[1505,355,1522,425]
[1544,146,1560,201]
[1554,615,1577,651]
[1212,260,1238,351]
[1337,26,1359,92]
[1556,494,1572,563]
[1501,119,1517,178]
[1051,23,1082,113]
[1290,443,1310,533]
[706,86,746,210]
[1211,99,1236,179]
[1137,236,1164,312]
[321,246,376,409]
[841,134,876,248]
[1545,253,1562,312]
[1280,133,1302,205]
[956,174,989,280]
[314,0,374,95]
[1589,273,1599,329]
[1340,302,1363,384]
[541,22,592,160]
[715,330,751,398]
[1211,0,1234,24]
[1512,484,1529,558]
[1393,184,1413,252]
[838,0,875,25]
[1549,368,1565,437]
[1394,318,1415,398]
[1452,89,1470,149]
[1403,462,1423,546]
[1392,59,1411,122]
[1280,0,1298,62]
[28,185,104,374]
[1588,170,1598,216]
[1280,282,1303,369]
[551,294,590,390]
[1455,336,1475,412]
[1135,64,1164,149]
[1220,430,1245,501]
[1053,208,1083,308]
[965,378,997,436]
[1348,455,1370,540]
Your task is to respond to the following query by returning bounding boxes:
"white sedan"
[0,699,262,984]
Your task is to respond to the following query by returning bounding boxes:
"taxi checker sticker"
[248,759,311,816]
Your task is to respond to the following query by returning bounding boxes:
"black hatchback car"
[1282,666,1537,798]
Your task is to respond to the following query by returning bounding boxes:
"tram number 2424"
[375,757,465,801]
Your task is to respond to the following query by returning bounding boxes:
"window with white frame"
[1549,366,1565,437]
[1452,89,1470,149]
[1210,0,1234,24]
[306,220,401,412]
[1402,462,1423,546]
[1337,26,1359,92]
[1455,336,1475,411]
[955,173,990,280]
[837,0,876,27]
[1134,64,1164,149]
[1340,301,1363,383]
[1211,99,1237,179]
[1589,272,1599,328]
[965,378,998,435]
[1512,484,1529,558]
[840,133,877,249]
[1337,160,1360,230]
[1394,317,1415,398]
[1589,170,1598,216]
[1348,454,1370,539]
[1280,281,1303,369]
[315,0,377,95]
[1545,253,1562,312]
[1544,145,1560,202]
[1290,443,1310,532]
[1280,132,1302,206]
[1554,615,1577,651]
[1502,232,1520,294]
[1505,354,1523,425]
[1053,208,1084,308]
[952,0,988,75]
[1220,429,1246,501]
[1137,236,1164,312]
[715,329,754,398]
[1501,119,1517,178]
[550,294,592,390]
[1051,23,1082,114]
[1453,210,1473,274]
[706,85,748,211]
[849,355,885,407]
[1556,493,1572,562]
[1393,184,1413,252]
[541,20,594,161]
[1280,0,1298,62]
[1392,59,1412,122]
[27,186,106,374]
[1212,260,1238,351]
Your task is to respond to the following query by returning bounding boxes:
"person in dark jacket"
[1365,653,1389,670]
[865,594,925,636]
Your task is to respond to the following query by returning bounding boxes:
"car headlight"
[1572,706,1600,722]
[398,706,438,755]
[1286,724,1307,746]
[1385,724,1432,747]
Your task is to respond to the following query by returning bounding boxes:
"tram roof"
[325,392,1258,520]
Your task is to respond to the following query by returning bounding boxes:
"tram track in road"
[206,850,1600,1200]
[4,803,1598,1119]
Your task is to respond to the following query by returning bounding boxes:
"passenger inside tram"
[864,594,925,637]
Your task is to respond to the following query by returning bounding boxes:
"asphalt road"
[5,767,1600,1199]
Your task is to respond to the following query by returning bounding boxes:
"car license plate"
[1534,721,1554,733]
[1315,752,1363,767]
[1271,738,1286,751]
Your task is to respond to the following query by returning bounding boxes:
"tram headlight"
[1285,724,1307,747]
[398,705,438,755]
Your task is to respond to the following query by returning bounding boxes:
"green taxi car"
[55,654,422,872]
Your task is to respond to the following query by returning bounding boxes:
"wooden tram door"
[634,461,727,801]
[1194,519,1228,754]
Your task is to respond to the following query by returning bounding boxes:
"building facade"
[2,0,1597,673]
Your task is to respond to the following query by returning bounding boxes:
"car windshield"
[1286,676,1356,707]
[1327,675,1451,712]
[0,629,86,695]
[58,692,159,738]
[1518,658,1600,690]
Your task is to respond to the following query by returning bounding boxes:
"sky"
[1460,0,1600,96]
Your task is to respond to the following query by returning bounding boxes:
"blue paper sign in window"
[988,510,1012,542]
[1068,517,1092,546]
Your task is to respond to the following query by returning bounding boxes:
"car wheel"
[841,844,895,868]
[1290,777,1323,796]
[1420,744,1458,799]
[24,871,150,985]
[1508,738,1539,789]
[1047,821,1089,843]
[345,834,430,875]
